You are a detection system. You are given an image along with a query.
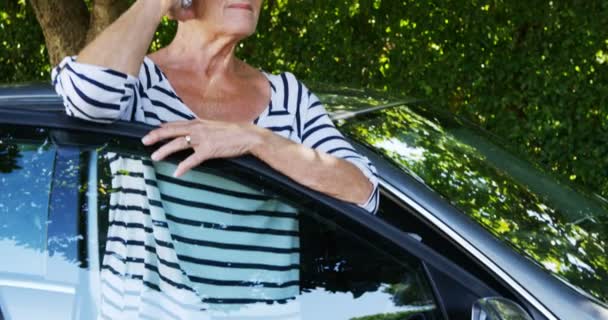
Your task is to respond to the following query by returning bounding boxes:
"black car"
[0,83,606,320]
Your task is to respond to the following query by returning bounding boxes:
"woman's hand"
[142,119,264,177]
[161,0,195,21]
[142,119,374,207]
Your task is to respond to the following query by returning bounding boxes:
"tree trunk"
[29,0,90,66]
[86,0,131,44]
[29,0,130,66]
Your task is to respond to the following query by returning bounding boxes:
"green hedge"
[0,1,49,82]
[2,0,607,199]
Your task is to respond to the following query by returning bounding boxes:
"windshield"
[338,104,608,305]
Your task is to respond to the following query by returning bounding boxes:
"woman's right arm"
[52,0,177,123]
[77,0,175,76]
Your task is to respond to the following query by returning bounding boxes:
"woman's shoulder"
[262,71,314,98]
[262,70,299,83]
[53,55,167,87]
[139,56,172,89]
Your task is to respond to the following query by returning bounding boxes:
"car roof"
[0,83,61,105]
[0,82,418,119]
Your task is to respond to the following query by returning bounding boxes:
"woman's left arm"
[142,120,376,209]
[142,78,379,213]
[250,126,375,206]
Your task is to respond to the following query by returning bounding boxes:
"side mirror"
[471,297,533,320]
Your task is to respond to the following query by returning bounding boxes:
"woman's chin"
[222,24,257,39]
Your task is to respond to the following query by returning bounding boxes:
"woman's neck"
[159,20,242,80]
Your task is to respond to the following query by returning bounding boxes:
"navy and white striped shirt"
[52,56,379,319]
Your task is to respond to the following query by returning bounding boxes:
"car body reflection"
[339,104,608,304]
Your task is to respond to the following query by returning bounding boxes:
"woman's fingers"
[150,136,192,161]
[160,120,194,128]
[142,124,192,145]
[174,152,206,177]
[144,119,258,176]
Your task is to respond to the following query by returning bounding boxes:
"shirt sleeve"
[51,56,140,123]
[298,80,380,214]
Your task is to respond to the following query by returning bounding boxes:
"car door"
[0,107,512,320]
[0,121,447,320]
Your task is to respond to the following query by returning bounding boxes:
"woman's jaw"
[188,0,262,40]
[159,0,263,76]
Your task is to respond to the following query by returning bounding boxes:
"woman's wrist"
[141,0,176,20]
[247,125,272,158]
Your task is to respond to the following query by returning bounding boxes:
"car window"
[339,104,608,305]
[0,126,97,320]
[94,146,443,320]
[0,138,54,274]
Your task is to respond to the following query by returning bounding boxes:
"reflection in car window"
[0,131,99,320]
[96,150,441,320]
[0,140,55,275]
[0,126,110,320]
[339,105,608,305]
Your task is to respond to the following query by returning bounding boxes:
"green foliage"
[0,142,22,173]
[0,0,49,82]
[1,0,607,199]
[340,105,608,303]
[350,310,419,320]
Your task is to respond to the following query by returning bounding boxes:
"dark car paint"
[1,84,607,319]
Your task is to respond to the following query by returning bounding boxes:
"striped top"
[52,56,379,319]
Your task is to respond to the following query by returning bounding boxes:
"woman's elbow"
[54,69,134,123]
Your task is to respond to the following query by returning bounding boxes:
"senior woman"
[52,0,379,318]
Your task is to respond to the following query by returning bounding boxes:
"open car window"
[0,125,443,320]
[94,146,443,320]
